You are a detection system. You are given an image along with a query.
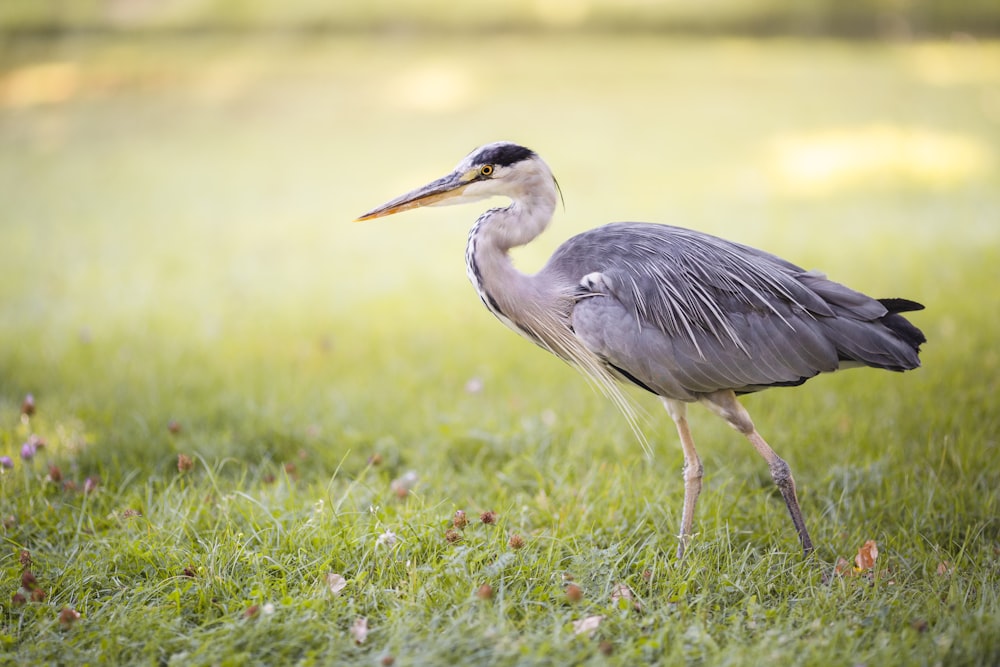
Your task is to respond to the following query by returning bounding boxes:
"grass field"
[1,34,999,665]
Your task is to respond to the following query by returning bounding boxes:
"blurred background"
[1,1,998,468]
[2,0,999,35]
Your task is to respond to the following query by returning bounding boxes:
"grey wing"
[542,222,919,400]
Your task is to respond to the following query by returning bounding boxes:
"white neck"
[480,188,558,252]
[465,188,557,337]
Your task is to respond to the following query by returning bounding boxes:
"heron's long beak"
[355,170,473,221]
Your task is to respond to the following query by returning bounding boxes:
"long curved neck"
[465,191,558,336]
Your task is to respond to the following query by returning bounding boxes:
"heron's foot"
[768,458,814,556]
[675,532,696,560]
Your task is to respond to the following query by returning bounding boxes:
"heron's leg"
[662,398,703,559]
[701,390,815,556]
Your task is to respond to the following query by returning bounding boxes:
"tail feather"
[878,297,927,357]
[829,297,926,372]
[878,297,925,315]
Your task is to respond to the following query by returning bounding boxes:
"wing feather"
[543,222,917,398]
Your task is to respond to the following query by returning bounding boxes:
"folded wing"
[542,223,924,399]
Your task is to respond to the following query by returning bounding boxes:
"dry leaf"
[572,615,604,636]
[350,617,369,644]
[855,540,879,572]
[833,557,853,577]
[833,540,879,578]
[610,582,643,612]
[325,573,347,596]
[936,561,953,576]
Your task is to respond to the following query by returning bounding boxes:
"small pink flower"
[20,442,36,461]
[18,434,45,461]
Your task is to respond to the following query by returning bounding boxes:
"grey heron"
[357,142,925,558]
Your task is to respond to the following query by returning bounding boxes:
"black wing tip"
[877,297,927,353]
[878,297,925,313]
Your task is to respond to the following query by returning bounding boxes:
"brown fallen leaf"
[855,540,878,572]
[936,561,953,576]
[833,557,853,577]
[833,540,880,579]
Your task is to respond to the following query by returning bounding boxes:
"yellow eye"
[479,164,494,177]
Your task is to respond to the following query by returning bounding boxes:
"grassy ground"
[1,35,999,665]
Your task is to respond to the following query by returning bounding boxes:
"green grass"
[1,35,999,665]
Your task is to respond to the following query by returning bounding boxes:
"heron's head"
[356,142,559,221]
